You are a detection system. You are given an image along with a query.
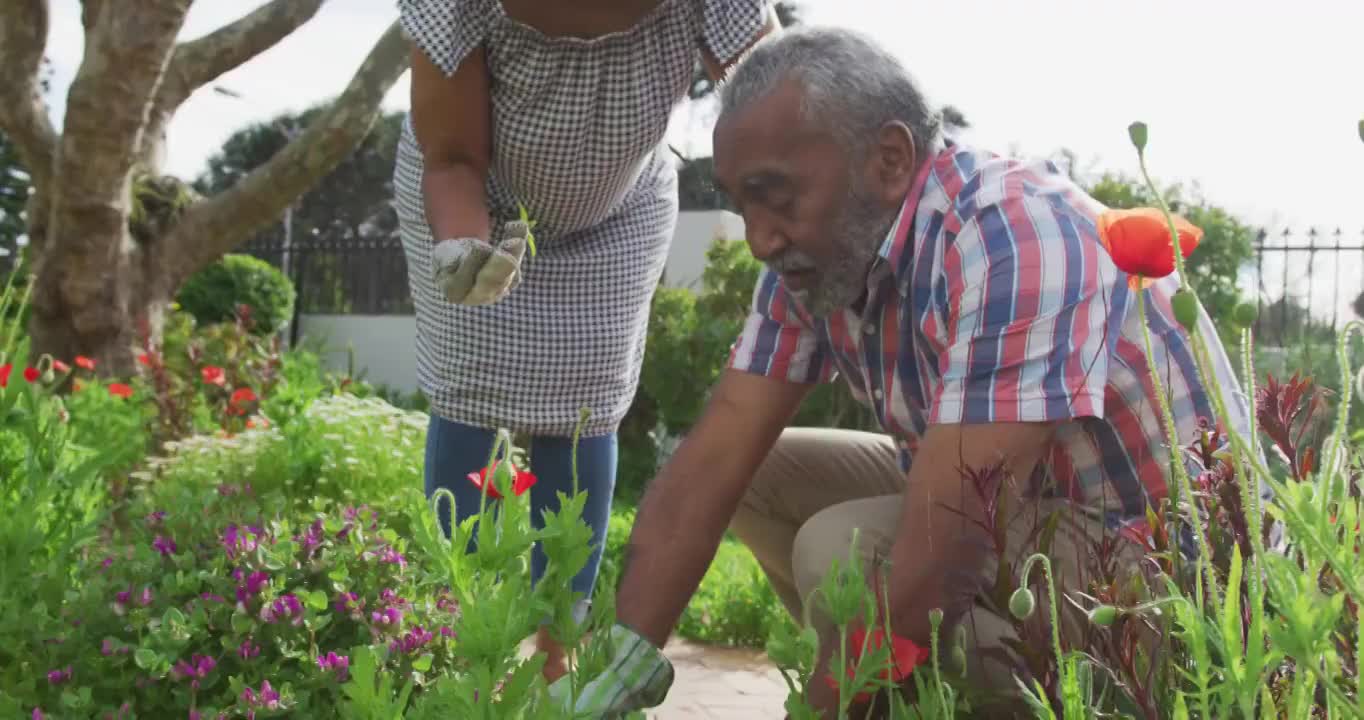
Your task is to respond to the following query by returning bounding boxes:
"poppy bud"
[1128,122,1148,152]
[1232,302,1258,329]
[950,646,967,676]
[928,608,944,627]
[42,368,55,384]
[1171,289,1199,330]
[1088,604,1118,626]
[1008,588,1035,620]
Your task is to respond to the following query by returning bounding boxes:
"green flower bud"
[42,368,55,384]
[1008,587,1036,620]
[1088,604,1119,626]
[1231,302,1258,330]
[928,608,944,627]
[1170,289,1199,330]
[1128,122,1148,152]
[950,646,968,677]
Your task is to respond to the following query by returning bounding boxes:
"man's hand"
[884,421,1055,644]
[546,623,673,718]
[614,370,811,648]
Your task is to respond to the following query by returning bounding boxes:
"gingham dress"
[393,0,771,437]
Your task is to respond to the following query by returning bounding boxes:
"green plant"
[177,253,296,336]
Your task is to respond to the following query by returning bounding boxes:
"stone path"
[648,639,789,719]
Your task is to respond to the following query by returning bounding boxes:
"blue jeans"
[423,414,617,613]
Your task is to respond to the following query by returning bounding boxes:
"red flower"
[823,626,930,703]
[108,383,133,399]
[53,360,70,374]
[23,367,40,383]
[467,460,537,500]
[0,363,10,388]
[137,354,151,367]
[1096,207,1202,288]
[74,356,96,371]
[201,366,226,386]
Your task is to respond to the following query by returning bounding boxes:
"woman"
[393,0,779,681]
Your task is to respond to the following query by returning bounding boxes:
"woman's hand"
[433,220,530,305]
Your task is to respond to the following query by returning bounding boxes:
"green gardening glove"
[546,623,674,719]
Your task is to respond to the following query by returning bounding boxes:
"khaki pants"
[729,428,1148,712]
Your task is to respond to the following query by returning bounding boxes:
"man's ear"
[865,121,918,205]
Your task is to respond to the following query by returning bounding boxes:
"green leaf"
[231,610,254,634]
[305,589,329,611]
[411,653,434,673]
[134,647,160,671]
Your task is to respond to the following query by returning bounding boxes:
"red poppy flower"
[201,366,226,386]
[1097,207,1202,288]
[23,367,40,383]
[0,363,11,388]
[75,356,96,371]
[53,360,70,374]
[108,383,133,399]
[823,626,930,703]
[467,460,537,500]
[230,387,258,406]
[137,354,151,367]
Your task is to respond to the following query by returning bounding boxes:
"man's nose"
[745,218,789,262]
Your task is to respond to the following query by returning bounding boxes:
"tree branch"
[0,0,58,193]
[156,0,328,113]
[169,20,411,285]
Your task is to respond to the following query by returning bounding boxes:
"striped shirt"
[728,140,1253,532]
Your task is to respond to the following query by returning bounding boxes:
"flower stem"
[1135,289,1219,610]
[1017,553,1065,686]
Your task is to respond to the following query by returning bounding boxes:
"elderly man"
[554,25,1249,718]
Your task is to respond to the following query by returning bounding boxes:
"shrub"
[177,254,296,336]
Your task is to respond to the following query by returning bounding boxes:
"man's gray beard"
[785,186,897,319]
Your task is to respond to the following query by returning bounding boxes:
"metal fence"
[235,224,1364,348]
[1250,227,1364,347]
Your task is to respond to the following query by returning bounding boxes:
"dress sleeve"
[397,0,495,77]
[699,0,772,66]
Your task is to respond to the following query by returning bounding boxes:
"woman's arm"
[699,3,781,82]
[408,42,493,242]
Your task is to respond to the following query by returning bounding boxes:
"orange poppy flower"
[75,356,96,371]
[823,626,930,703]
[53,360,70,374]
[201,366,226,386]
[467,460,537,500]
[1097,207,1203,288]
[108,383,134,399]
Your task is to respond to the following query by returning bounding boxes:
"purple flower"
[439,625,454,638]
[294,519,325,555]
[316,651,350,681]
[261,594,304,625]
[234,570,270,604]
[139,586,154,607]
[100,556,114,571]
[238,638,260,660]
[378,547,406,569]
[172,654,217,689]
[46,666,72,685]
[200,592,227,604]
[370,607,402,627]
[115,588,131,605]
[392,625,433,654]
[333,591,363,618]
[32,709,44,720]
[242,679,281,711]
[222,524,266,560]
[146,510,166,527]
[189,711,201,720]
[153,535,177,556]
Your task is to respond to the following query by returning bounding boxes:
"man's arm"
[614,368,811,647]
[882,421,1055,644]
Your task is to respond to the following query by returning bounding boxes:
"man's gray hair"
[717,26,941,160]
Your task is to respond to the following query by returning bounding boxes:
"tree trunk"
[0,0,410,376]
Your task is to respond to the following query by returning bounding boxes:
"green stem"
[1136,289,1219,609]
[1018,553,1065,686]
[1136,151,1192,288]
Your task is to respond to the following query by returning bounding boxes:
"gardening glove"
[431,220,530,306]
[546,623,674,718]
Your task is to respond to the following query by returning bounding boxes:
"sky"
[33,0,1364,320]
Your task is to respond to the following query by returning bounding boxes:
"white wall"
[296,314,419,393]
[296,210,748,394]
